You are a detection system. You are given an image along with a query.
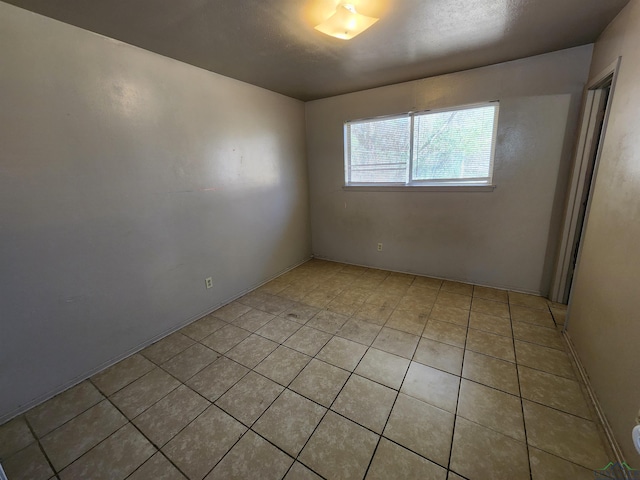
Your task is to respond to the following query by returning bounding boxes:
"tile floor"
[0,260,616,480]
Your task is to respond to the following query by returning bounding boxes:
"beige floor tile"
[511,305,555,328]
[337,286,373,305]
[180,315,226,341]
[213,301,252,322]
[299,411,378,480]
[529,447,596,480]
[406,284,439,300]
[508,292,549,310]
[447,473,466,480]
[518,366,591,419]
[457,379,525,441]
[284,326,333,356]
[468,311,511,337]
[366,438,447,480]
[200,324,251,353]
[422,320,467,348]
[461,350,520,395]
[435,292,471,310]
[258,295,296,316]
[383,393,454,466]
[337,318,383,345]
[110,368,180,419]
[254,346,311,386]
[215,372,283,426]
[471,298,510,318]
[332,375,396,433]
[354,303,394,325]
[550,307,566,326]
[512,321,564,350]
[401,362,460,413]
[316,337,367,371]
[284,462,323,480]
[141,332,195,365]
[186,357,249,401]
[450,417,530,480]
[26,381,104,437]
[205,430,293,480]
[365,291,401,308]
[91,354,155,397]
[280,303,320,324]
[162,405,246,480]
[395,295,434,314]
[385,310,429,335]
[514,341,575,378]
[161,344,219,382]
[128,452,187,480]
[523,400,608,470]
[326,298,361,316]
[225,334,278,369]
[354,348,410,390]
[41,400,127,471]
[441,280,472,296]
[372,327,420,359]
[279,284,312,302]
[429,304,469,327]
[253,389,326,457]
[466,329,515,362]
[258,279,291,295]
[412,276,443,290]
[473,285,508,303]
[306,310,350,334]
[59,424,155,480]
[289,359,350,407]
[0,416,34,459]
[255,316,301,343]
[133,385,210,447]
[233,309,275,332]
[1,443,53,480]
[302,289,337,309]
[414,338,463,375]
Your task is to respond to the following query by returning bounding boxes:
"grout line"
[509,299,535,480]
[21,415,58,479]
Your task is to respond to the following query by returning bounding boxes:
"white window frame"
[344,102,499,191]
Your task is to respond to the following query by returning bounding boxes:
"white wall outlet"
[377,243,383,251]
[205,277,213,289]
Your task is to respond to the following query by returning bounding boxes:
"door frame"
[551,57,621,306]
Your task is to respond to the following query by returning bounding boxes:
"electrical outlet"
[377,243,383,251]
[205,277,213,289]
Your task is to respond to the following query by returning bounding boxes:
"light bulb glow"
[314,3,379,40]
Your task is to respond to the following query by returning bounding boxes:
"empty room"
[1,0,640,479]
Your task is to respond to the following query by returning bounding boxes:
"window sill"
[342,184,496,192]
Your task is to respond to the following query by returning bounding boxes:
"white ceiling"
[4,0,630,100]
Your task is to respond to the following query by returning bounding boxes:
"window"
[344,103,499,187]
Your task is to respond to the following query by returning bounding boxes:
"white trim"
[551,57,621,304]
[343,184,496,192]
[563,331,629,473]
[0,462,7,480]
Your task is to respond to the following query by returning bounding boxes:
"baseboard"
[563,330,629,474]
[311,254,544,296]
[0,255,312,426]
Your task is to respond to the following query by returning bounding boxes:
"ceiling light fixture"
[314,3,379,40]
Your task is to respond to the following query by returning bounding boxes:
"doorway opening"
[552,58,620,308]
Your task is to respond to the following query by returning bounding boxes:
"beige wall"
[306,46,592,294]
[0,3,310,421]
[567,0,640,462]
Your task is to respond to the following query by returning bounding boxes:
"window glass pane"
[348,116,410,183]
[412,105,496,181]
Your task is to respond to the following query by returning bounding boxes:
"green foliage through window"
[345,103,498,185]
